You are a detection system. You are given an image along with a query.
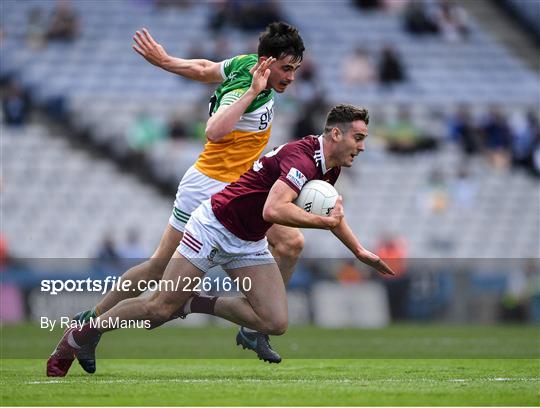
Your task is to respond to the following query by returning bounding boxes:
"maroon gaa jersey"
[211,135,341,241]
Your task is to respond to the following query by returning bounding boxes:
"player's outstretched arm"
[263,180,342,229]
[132,28,222,83]
[331,218,395,276]
[205,57,276,142]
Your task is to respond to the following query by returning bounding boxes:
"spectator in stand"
[46,0,79,42]
[291,92,328,141]
[417,169,449,214]
[342,47,376,85]
[96,234,120,263]
[168,112,188,141]
[377,106,437,153]
[209,0,283,33]
[352,0,382,11]
[375,234,409,320]
[435,0,469,42]
[208,0,234,33]
[95,233,121,276]
[451,166,476,210]
[448,104,481,159]
[381,0,410,14]
[510,110,540,174]
[119,229,146,260]
[2,80,31,127]
[155,0,192,9]
[500,260,539,322]
[533,144,540,178]
[26,7,47,49]
[236,1,283,32]
[0,233,8,272]
[403,0,439,35]
[127,111,167,151]
[290,54,320,104]
[378,45,406,86]
[336,260,365,284]
[298,54,316,84]
[481,105,512,170]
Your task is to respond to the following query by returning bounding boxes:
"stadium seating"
[2,1,539,260]
[1,124,171,258]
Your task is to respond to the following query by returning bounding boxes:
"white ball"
[294,180,339,217]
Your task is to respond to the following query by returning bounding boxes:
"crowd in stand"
[342,45,407,87]
[3,0,538,181]
[2,0,539,325]
[448,105,540,176]
[25,0,80,49]
[352,0,470,43]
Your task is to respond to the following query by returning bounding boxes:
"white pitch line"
[24,377,540,385]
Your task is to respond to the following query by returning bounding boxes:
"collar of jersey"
[257,89,272,98]
[318,135,330,173]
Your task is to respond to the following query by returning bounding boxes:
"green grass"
[1,325,539,406]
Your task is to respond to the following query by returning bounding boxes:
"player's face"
[336,120,368,167]
[265,55,302,93]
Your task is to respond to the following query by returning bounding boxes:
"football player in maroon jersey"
[47,104,394,376]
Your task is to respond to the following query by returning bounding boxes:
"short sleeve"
[278,150,318,194]
[220,54,250,80]
[220,57,234,80]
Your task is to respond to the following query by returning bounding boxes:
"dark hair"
[324,104,370,134]
[257,22,305,62]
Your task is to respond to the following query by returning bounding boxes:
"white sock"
[243,327,258,334]
[182,297,194,315]
[67,331,82,350]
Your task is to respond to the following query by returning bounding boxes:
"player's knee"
[145,258,168,281]
[263,316,288,336]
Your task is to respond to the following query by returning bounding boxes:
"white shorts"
[177,200,275,274]
[169,165,229,232]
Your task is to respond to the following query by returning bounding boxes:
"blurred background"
[1,0,539,329]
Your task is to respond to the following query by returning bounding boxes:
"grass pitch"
[1,325,539,406]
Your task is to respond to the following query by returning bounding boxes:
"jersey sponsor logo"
[286,167,308,190]
[231,98,274,133]
[258,105,273,130]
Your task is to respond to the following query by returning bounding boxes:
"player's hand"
[132,28,168,67]
[358,250,395,276]
[249,57,275,94]
[326,195,344,229]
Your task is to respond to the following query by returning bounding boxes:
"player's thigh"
[225,263,288,320]
[266,224,304,253]
[150,251,203,310]
[150,224,183,261]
